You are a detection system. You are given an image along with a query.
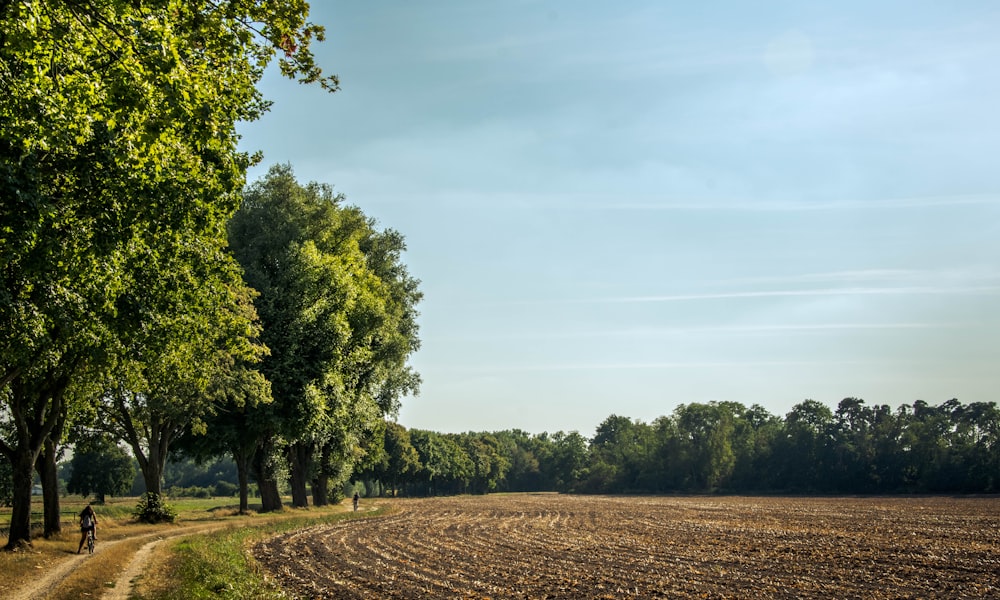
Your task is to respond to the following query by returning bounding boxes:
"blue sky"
[239,1,1000,436]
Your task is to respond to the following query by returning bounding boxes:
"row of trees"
[2,161,421,541]
[358,398,999,496]
[357,424,590,497]
[6,395,993,507]
[2,2,421,549]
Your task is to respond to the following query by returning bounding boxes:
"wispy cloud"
[437,359,872,374]
[602,285,1000,304]
[366,190,1000,213]
[583,193,1000,212]
[435,321,955,343]
[480,267,1000,308]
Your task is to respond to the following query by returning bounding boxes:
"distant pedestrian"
[352,492,359,512]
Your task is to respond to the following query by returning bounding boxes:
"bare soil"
[255,494,1000,599]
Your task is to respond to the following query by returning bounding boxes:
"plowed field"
[255,494,999,599]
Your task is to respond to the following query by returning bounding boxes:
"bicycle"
[86,529,95,554]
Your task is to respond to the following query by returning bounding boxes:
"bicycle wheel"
[87,531,95,554]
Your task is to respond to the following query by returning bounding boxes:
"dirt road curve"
[255,494,1000,599]
[8,523,229,600]
[9,546,95,600]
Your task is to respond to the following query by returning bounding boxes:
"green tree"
[829,398,905,492]
[546,431,589,492]
[372,421,421,496]
[2,0,334,549]
[172,363,272,513]
[493,430,545,492]
[228,165,421,510]
[671,403,737,490]
[728,403,783,490]
[587,415,653,492]
[100,277,266,497]
[951,401,999,491]
[776,400,835,491]
[898,400,952,491]
[458,433,510,494]
[67,436,135,503]
[408,430,445,495]
[409,430,474,496]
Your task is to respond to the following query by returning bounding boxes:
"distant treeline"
[357,398,999,496]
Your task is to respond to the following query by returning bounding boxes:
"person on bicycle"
[77,504,98,554]
[352,492,359,512]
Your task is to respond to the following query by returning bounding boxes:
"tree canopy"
[227,164,422,511]
[358,398,998,498]
[66,434,135,503]
[1,0,334,549]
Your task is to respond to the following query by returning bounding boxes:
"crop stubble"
[255,494,999,599]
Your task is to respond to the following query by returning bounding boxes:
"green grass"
[5,495,247,531]
[144,505,390,599]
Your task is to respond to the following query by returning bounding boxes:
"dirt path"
[9,545,98,600]
[8,522,229,600]
[101,536,163,600]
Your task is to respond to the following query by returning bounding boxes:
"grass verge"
[138,505,391,600]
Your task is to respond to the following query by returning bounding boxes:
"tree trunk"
[252,439,283,512]
[258,477,283,512]
[287,443,310,508]
[111,391,178,499]
[311,442,335,506]
[233,447,252,515]
[140,439,165,497]
[5,448,36,550]
[36,438,61,537]
[311,473,329,506]
[3,375,69,550]
[141,464,162,497]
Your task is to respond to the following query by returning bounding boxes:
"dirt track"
[255,494,1000,599]
[7,522,230,600]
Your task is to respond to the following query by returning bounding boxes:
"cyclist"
[352,492,359,512]
[77,504,98,554]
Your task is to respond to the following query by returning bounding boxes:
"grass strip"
[142,505,391,599]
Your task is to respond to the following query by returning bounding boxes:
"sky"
[238,1,1000,437]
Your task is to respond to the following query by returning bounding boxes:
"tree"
[171,363,272,514]
[67,436,135,503]
[409,430,474,496]
[458,433,510,494]
[587,415,653,492]
[228,165,421,510]
[776,400,835,491]
[99,275,266,498]
[546,431,589,492]
[727,403,782,491]
[671,403,737,490]
[372,421,420,497]
[493,430,545,492]
[2,0,334,549]
[951,401,999,491]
